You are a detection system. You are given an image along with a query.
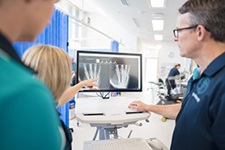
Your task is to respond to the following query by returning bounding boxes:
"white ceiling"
[71,0,186,43]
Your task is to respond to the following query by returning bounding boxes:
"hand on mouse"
[128,101,148,111]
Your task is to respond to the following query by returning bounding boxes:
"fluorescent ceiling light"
[152,20,164,31]
[154,34,163,41]
[150,0,165,8]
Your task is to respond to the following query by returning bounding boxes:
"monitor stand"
[98,92,111,99]
[92,124,121,140]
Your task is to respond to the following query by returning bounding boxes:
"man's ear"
[197,25,207,41]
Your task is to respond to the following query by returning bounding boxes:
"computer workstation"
[75,51,168,149]
[76,51,148,138]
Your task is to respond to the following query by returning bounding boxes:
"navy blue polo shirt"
[171,52,225,150]
[168,68,180,77]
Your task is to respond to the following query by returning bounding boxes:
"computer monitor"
[76,50,142,92]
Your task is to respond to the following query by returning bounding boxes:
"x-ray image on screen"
[110,63,130,88]
[77,51,142,92]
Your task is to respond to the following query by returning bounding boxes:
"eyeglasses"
[173,25,198,38]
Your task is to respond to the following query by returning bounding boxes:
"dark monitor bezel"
[76,50,142,92]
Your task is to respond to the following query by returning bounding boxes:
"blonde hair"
[174,64,181,68]
[22,45,72,101]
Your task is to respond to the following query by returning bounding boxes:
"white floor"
[70,91,175,150]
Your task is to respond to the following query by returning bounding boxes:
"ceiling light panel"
[150,0,166,8]
[154,34,163,41]
[152,20,164,31]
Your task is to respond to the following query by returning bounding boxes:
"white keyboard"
[83,138,153,150]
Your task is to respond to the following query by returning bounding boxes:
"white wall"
[81,12,138,52]
[137,40,192,82]
[158,42,192,80]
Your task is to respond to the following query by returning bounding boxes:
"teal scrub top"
[0,51,64,149]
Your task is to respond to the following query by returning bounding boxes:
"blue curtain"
[111,40,119,52]
[13,8,70,126]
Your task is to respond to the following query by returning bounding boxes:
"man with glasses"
[129,0,225,149]
[0,0,63,150]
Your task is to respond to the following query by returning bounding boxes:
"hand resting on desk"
[128,100,181,120]
[128,101,149,111]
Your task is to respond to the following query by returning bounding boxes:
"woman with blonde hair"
[23,45,97,150]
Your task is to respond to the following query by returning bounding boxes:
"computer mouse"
[146,139,164,150]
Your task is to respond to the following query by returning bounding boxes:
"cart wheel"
[161,117,167,122]
[70,128,74,132]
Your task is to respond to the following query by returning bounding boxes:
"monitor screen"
[76,51,142,92]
